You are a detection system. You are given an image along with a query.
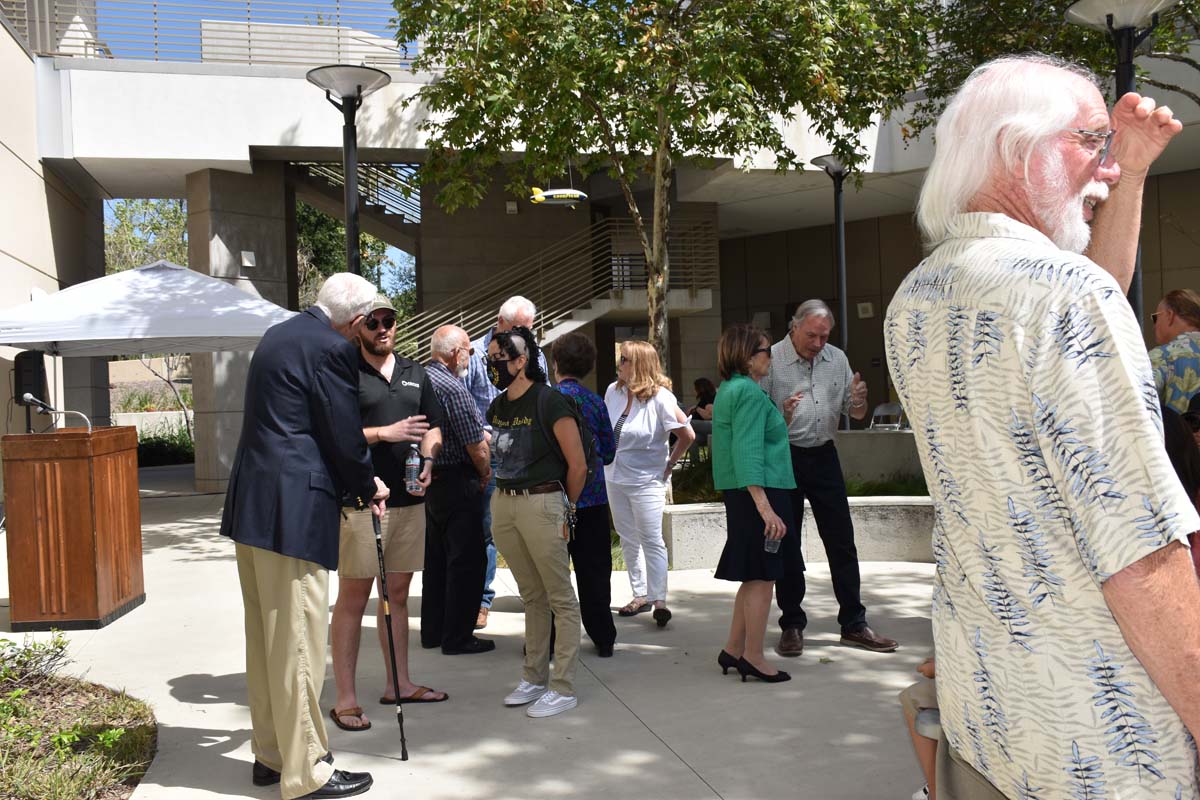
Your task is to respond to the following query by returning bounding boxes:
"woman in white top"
[604,340,695,627]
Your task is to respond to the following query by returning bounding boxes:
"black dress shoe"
[596,643,614,658]
[442,636,496,655]
[252,752,333,786]
[302,769,373,798]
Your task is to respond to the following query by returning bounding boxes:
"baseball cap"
[368,295,395,314]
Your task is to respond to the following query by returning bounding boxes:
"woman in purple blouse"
[552,332,618,657]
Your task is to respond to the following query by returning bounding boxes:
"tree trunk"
[647,108,672,375]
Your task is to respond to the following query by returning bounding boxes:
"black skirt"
[714,487,795,583]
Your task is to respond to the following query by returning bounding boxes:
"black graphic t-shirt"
[487,383,573,491]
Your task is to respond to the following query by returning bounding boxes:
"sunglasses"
[752,347,772,357]
[363,315,396,331]
[1151,311,1165,323]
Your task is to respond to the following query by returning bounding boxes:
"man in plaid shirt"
[421,325,495,655]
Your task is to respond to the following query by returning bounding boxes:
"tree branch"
[1146,51,1200,73]
[580,91,653,259]
[1139,75,1200,108]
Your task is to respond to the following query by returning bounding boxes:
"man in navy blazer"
[221,272,388,799]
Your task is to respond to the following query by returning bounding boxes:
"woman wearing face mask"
[605,340,694,626]
[484,326,588,718]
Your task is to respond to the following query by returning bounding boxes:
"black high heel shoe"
[736,657,791,683]
[717,650,739,674]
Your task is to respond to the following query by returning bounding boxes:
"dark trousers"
[775,442,867,633]
[422,467,486,649]
[567,504,616,648]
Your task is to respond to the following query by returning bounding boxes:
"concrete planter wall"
[662,496,934,569]
[111,411,190,436]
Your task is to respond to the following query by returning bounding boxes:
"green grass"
[111,384,192,414]
[0,634,157,800]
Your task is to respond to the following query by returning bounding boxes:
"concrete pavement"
[0,466,935,800]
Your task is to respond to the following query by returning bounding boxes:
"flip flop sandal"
[380,686,449,705]
[618,599,652,616]
[328,706,371,732]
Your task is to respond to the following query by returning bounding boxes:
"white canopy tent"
[0,261,295,356]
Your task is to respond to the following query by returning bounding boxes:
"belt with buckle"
[498,481,561,497]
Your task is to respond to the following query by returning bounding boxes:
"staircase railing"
[394,217,718,358]
[296,162,421,223]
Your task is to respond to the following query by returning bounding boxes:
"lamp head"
[811,154,848,179]
[306,64,391,100]
[1065,0,1180,31]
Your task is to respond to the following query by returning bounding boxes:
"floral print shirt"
[1150,331,1200,414]
[886,213,1200,800]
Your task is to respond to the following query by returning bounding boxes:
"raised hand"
[378,415,430,443]
[1111,92,1183,178]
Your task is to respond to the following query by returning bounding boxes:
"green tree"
[394,0,929,369]
[104,199,187,273]
[908,0,1199,139]
[295,200,415,313]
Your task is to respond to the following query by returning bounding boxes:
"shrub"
[137,422,194,467]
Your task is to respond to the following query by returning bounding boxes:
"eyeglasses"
[752,347,772,357]
[363,315,396,331]
[1067,128,1115,167]
[1151,311,1164,323]
[453,345,474,356]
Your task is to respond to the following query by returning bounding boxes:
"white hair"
[430,325,468,357]
[498,295,537,325]
[916,54,1102,247]
[315,273,377,325]
[791,299,835,329]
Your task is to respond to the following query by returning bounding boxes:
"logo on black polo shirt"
[401,380,420,388]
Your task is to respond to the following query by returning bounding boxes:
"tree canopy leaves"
[394,0,930,362]
[908,0,1199,139]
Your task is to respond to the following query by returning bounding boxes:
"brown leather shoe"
[840,626,899,652]
[475,607,489,630]
[774,627,804,657]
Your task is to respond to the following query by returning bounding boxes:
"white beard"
[455,361,469,378]
[1030,150,1108,254]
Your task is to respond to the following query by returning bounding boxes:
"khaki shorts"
[338,505,425,578]
[899,676,939,719]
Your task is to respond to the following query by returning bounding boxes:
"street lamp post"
[1065,0,1181,326]
[306,64,391,275]
[811,154,849,353]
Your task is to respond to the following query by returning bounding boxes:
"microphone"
[20,394,93,433]
[22,393,54,413]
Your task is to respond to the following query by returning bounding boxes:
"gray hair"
[315,273,377,325]
[791,299,835,329]
[498,295,537,325]
[430,325,468,357]
[915,53,1102,247]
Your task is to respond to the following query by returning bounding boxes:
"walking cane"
[372,510,409,760]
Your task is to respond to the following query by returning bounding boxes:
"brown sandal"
[618,598,652,616]
[329,706,371,732]
[380,686,449,705]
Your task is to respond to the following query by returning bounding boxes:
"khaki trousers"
[236,543,335,799]
[490,490,580,695]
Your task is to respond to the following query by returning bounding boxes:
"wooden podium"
[2,426,144,631]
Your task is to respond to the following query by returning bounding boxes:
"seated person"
[900,656,939,800]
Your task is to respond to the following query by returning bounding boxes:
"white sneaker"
[526,690,577,718]
[503,680,546,706]
[911,785,929,800]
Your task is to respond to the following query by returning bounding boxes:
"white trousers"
[608,480,668,602]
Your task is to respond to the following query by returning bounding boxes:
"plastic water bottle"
[763,537,781,554]
[405,449,422,494]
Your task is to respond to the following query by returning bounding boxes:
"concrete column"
[62,357,112,428]
[186,163,292,492]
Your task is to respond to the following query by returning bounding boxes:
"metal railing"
[394,217,719,358]
[296,162,421,223]
[4,0,413,66]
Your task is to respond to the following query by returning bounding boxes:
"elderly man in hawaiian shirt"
[886,54,1200,800]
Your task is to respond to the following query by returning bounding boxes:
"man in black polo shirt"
[329,297,447,732]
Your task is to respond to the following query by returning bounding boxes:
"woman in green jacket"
[711,324,797,683]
